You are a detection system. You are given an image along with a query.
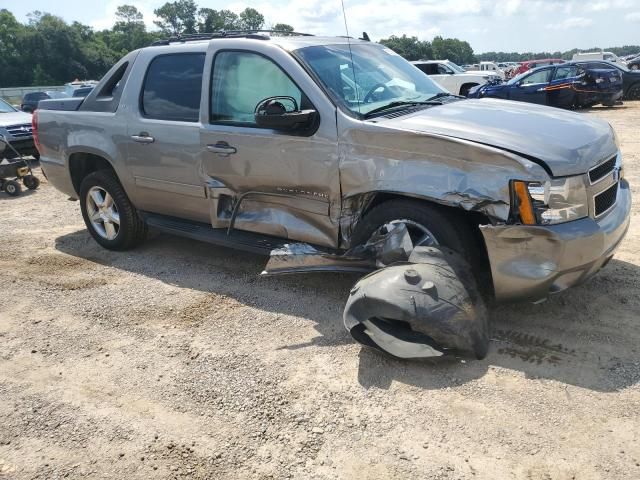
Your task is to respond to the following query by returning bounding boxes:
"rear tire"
[79,170,147,250]
[626,83,640,100]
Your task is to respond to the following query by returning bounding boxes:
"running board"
[142,213,287,256]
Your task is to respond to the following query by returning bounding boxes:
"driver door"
[199,42,340,248]
[510,68,552,104]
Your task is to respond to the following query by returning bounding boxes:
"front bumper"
[481,178,631,302]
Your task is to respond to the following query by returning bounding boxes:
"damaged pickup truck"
[36,33,631,360]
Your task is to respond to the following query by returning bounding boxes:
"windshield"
[295,44,446,117]
[0,98,17,113]
[445,61,466,73]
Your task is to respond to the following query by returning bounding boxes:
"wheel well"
[358,192,494,297]
[459,82,479,95]
[69,153,115,195]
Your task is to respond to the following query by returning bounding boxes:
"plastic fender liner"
[343,246,489,360]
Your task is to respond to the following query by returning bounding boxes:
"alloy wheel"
[86,186,120,240]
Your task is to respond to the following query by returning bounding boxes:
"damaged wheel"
[352,199,481,265]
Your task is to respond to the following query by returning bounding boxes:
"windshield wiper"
[427,92,459,101]
[363,100,440,118]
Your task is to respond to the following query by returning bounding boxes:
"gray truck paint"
[37,36,631,302]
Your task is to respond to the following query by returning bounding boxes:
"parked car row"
[18,81,97,113]
[467,63,624,109]
[417,56,639,109]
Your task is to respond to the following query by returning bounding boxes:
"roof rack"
[151,30,314,46]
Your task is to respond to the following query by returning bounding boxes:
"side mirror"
[254,96,317,132]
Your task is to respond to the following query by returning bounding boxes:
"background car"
[571,59,640,99]
[467,63,623,108]
[20,90,67,113]
[71,86,94,98]
[513,58,565,76]
[0,98,38,159]
[20,91,49,113]
[412,60,498,96]
[626,55,640,71]
[572,51,625,64]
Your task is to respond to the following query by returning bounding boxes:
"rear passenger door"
[548,65,581,108]
[125,49,210,222]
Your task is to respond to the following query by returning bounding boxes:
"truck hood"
[384,98,617,176]
[0,111,33,127]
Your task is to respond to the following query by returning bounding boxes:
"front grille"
[594,182,618,217]
[589,156,616,183]
[5,124,33,138]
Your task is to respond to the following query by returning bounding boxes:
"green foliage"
[197,8,239,32]
[272,23,295,36]
[154,0,198,36]
[1,3,639,89]
[431,36,475,64]
[238,8,265,31]
[379,35,432,61]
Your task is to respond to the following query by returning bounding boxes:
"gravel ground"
[1,103,639,480]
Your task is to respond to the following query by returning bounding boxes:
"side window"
[98,62,128,98]
[416,64,438,75]
[210,51,302,125]
[142,53,205,122]
[521,69,552,85]
[436,64,450,74]
[553,66,578,80]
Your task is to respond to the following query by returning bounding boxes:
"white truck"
[411,60,499,96]
[572,51,625,64]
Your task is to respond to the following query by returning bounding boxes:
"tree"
[238,7,264,31]
[272,23,294,35]
[431,36,475,65]
[197,8,239,32]
[111,4,150,53]
[379,35,432,61]
[154,0,197,36]
[115,4,143,24]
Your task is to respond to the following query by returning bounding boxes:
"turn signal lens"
[513,181,536,225]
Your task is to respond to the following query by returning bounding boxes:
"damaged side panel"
[337,118,550,247]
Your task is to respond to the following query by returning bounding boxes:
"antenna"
[340,0,361,115]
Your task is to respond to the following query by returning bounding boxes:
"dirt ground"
[1,103,639,480]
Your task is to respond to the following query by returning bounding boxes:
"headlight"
[511,176,588,225]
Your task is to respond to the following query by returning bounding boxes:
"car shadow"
[0,188,37,200]
[55,229,640,393]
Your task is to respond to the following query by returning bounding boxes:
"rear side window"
[553,66,579,80]
[142,53,205,122]
[415,63,438,75]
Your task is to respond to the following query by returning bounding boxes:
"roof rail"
[151,30,314,46]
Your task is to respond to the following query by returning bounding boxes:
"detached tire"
[79,169,147,250]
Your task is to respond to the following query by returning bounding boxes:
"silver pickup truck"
[36,33,630,306]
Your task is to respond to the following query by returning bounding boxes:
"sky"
[4,0,640,53]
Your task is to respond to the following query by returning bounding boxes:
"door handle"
[207,142,237,155]
[131,133,155,144]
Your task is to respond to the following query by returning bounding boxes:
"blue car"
[467,63,623,108]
